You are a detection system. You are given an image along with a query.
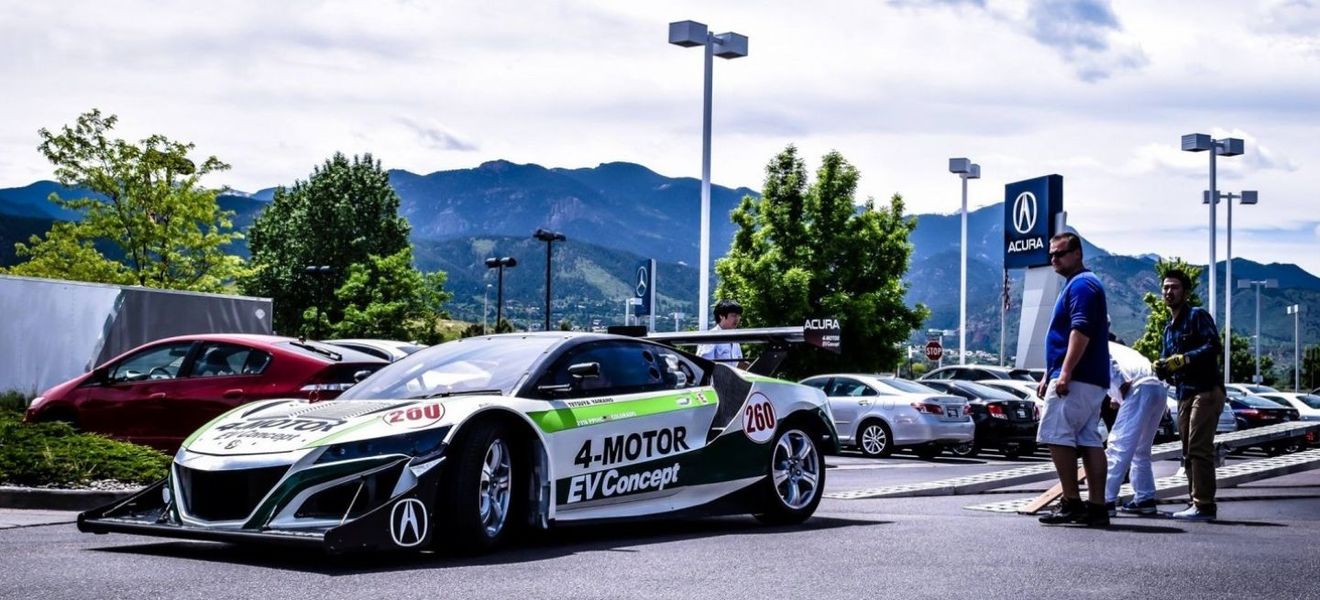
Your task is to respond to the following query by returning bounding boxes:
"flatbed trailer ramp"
[823,422,1320,501]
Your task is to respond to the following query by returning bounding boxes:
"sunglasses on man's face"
[1048,248,1075,260]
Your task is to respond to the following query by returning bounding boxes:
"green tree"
[715,146,928,377]
[328,247,452,343]
[2,109,244,291]
[1304,345,1320,390]
[1133,257,1204,362]
[241,153,413,334]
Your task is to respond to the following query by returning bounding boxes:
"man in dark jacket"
[1155,268,1225,521]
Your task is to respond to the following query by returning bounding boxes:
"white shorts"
[1037,379,1107,448]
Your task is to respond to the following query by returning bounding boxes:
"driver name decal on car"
[565,462,681,504]
[573,426,690,469]
[743,393,777,443]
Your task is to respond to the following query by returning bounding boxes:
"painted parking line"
[964,447,1320,513]
[826,422,1320,500]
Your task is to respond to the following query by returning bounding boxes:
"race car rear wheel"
[754,427,825,525]
[436,421,521,553]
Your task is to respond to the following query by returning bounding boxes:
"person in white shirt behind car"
[697,299,747,369]
[1103,338,1169,516]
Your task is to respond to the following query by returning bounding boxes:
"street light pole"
[1182,134,1245,328]
[1239,278,1278,384]
[484,257,517,331]
[1206,189,1258,387]
[303,265,333,339]
[533,228,566,331]
[483,283,492,334]
[1287,304,1303,391]
[949,158,980,365]
[670,20,748,332]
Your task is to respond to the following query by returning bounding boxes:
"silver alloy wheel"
[478,438,512,537]
[772,429,820,510]
[860,423,887,455]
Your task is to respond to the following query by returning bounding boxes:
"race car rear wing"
[642,318,841,377]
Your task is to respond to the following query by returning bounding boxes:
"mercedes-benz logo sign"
[1012,192,1038,235]
[636,267,648,297]
[389,498,428,547]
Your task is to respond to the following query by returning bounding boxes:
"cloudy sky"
[2,0,1318,274]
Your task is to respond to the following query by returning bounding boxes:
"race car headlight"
[315,426,451,465]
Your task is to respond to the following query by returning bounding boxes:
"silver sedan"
[800,374,974,458]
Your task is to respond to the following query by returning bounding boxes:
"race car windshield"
[337,336,561,400]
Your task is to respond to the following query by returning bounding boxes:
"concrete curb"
[0,486,140,511]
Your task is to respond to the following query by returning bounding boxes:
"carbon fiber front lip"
[78,515,326,549]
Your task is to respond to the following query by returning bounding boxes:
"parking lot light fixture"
[1238,278,1278,384]
[484,257,517,330]
[1287,304,1304,391]
[532,228,566,331]
[1181,133,1246,328]
[949,158,980,366]
[669,20,748,332]
[1204,188,1259,387]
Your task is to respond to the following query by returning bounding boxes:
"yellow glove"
[1164,354,1188,372]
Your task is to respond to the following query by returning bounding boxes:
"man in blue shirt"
[1156,268,1225,521]
[1036,232,1111,528]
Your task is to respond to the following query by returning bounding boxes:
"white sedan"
[799,374,973,459]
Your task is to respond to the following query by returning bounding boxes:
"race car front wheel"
[754,427,825,525]
[437,421,521,553]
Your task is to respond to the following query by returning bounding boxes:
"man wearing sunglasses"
[1037,232,1112,527]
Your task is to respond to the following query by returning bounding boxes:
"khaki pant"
[1177,387,1227,509]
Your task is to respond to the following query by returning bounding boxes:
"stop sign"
[924,341,943,361]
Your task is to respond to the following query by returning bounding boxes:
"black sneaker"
[1104,501,1117,518]
[1084,502,1111,528]
[1039,498,1086,525]
[1120,498,1158,515]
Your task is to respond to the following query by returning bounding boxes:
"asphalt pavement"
[2,450,1318,600]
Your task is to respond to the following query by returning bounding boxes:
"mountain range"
[2,161,1317,364]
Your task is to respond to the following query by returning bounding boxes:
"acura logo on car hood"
[390,498,428,547]
[1012,191,1037,235]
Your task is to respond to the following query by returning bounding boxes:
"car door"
[77,341,198,445]
[157,341,275,449]
[823,377,876,438]
[529,340,717,519]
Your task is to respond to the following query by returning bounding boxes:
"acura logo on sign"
[390,498,428,547]
[1013,192,1037,235]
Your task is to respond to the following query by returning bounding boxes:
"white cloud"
[0,0,1317,275]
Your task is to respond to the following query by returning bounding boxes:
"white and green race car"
[79,331,838,554]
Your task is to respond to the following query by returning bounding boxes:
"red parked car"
[24,334,387,452]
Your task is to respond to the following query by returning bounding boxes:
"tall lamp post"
[1287,304,1304,391]
[1205,189,1259,387]
[1181,133,1245,328]
[532,228,566,331]
[949,158,981,365]
[303,265,333,339]
[484,257,517,331]
[483,283,492,334]
[1238,278,1278,384]
[669,20,748,332]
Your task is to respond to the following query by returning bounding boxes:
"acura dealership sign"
[1003,175,1063,269]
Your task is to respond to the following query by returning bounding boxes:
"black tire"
[35,409,80,432]
[950,442,979,458]
[754,427,826,525]
[434,421,523,554]
[856,420,894,458]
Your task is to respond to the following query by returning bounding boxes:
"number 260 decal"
[383,404,444,428]
[743,393,776,443]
